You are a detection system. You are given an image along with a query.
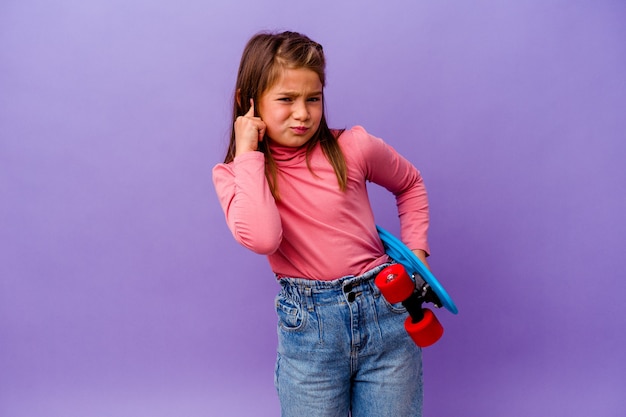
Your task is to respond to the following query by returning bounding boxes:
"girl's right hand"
[234,99,266,157]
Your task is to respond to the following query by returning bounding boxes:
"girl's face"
[257,67,323,148]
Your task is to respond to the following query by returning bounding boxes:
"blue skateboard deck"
[377,225,458,314]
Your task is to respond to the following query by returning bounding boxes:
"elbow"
[248,236,282,255]
[234,228,282,255]
[227,209,283,255]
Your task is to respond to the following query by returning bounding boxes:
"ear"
[235,89,242,107]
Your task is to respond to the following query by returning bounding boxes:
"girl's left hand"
[412,249,430,271]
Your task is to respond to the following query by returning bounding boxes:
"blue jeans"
[274,264,423,417]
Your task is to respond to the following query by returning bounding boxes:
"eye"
[278,97,293,102]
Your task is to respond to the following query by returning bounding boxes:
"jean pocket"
[381,297,407,314]
[275,293,306,331]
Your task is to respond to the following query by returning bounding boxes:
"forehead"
[266,67,323,93]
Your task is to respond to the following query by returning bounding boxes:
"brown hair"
[223,31,347,199]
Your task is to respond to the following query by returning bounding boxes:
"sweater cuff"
[233,150,264,164]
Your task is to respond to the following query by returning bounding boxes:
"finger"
[244,98,255,117]
[257,121,266,142]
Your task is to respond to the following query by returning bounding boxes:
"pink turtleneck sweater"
[212,126,430,281]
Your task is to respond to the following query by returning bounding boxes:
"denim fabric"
[274,264,423,417]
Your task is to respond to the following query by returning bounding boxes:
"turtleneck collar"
[269,140,309,166]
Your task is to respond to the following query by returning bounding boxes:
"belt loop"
[304,287,314,312]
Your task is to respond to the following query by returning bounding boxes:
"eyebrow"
[275,90,323,96]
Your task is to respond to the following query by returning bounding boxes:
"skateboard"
[376,225,458,347]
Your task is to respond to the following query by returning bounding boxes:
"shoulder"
[336,125,380,149]
[336,125,369,141]
[336,125,387,156]
[212,152,264,174]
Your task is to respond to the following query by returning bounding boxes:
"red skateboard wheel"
[404,308,444,347]
[375,264,414,304]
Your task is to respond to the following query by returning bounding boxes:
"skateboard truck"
[375,263,445,347]
[376,225,458,347]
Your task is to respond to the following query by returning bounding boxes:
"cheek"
[263,105,288,122]
[312,107,324,124]
[264,115,285,133]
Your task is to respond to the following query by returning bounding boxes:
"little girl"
[213,31,431,417]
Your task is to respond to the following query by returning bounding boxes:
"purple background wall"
[2,1,625,416]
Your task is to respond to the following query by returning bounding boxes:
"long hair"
[223,31,347,200]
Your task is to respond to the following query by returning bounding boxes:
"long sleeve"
[351,127,430,255]
[212,151,283,255]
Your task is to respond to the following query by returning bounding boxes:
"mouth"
[291,126,309,135]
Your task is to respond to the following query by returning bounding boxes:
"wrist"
[235,146,258,157]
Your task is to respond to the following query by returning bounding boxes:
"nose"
[292,99,310,121]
